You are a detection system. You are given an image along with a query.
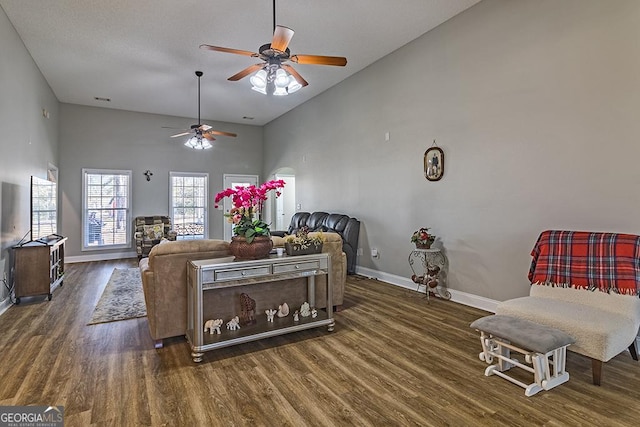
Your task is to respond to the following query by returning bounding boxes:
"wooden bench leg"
[591,359,602,386]
[629,341,639,361]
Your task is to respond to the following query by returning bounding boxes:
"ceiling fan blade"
[228,64,265,81]
[271,25,294,52]
[281,64,309,87]
[290,54,347,66]
[205,129,237,138]
[203,133,216,141]
[170,131,191,138]
[199,44,258,57]
[198,124,212,131]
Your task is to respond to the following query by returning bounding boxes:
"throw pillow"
[143,223,164,241]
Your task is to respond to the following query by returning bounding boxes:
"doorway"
[275,174,296,231]
[222,174,258,241]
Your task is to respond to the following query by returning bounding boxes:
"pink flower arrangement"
[214,179,285,213]
[214,179,286,242]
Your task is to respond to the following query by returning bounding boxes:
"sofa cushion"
[324,214,349,233]
[143,223,165,241]
[148,239,231,270]
[530,284,640,322]
[306,212,330,231]
[470,315,574,354]
[496,295,639,361]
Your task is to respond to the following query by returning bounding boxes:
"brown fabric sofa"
[139,233,346,348]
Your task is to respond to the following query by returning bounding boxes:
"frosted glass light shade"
[250,69,267,89]
[184,136,212,150]
[287,79,302,94]
[274,68,289,87]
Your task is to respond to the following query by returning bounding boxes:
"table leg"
[308,275,316,308]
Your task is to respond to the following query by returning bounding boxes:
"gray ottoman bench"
[471,315,575,396]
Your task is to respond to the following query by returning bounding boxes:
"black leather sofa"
[272,212,360,274]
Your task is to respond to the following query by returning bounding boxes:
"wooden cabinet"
[13,235,67,304]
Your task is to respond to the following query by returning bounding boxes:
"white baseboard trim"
[355,266,498,314]
[66,251,138,264]
[0,298,12,317]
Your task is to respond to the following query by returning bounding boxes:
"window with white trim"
[82,169,132,250]
[170,172,208,240]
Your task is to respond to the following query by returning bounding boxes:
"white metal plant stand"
[408,247,451,301]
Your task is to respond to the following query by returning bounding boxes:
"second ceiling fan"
[168,71,237,150]
[200,0,347,95]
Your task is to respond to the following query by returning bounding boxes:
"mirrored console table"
[186,253,334,362]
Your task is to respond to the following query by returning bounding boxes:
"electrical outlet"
[371,248,379,258]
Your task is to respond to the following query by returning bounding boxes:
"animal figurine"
[426,265,440,288]
[277,302,289,317]
[265,309,277,322]
[240,293,256,325]
[311,308,318,318]
[293,310,299,322]
[411,274,427,286]
[204,318,223,334]
[300,302,311,317]
[226,316,241,331]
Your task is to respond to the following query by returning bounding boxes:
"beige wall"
[263,0,640,302]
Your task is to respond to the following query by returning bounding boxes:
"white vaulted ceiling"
[1,0,481,125]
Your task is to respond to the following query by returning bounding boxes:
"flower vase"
[229,235,273,260]
[415,242,432,250]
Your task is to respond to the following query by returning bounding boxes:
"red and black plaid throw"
[528,230,640,296]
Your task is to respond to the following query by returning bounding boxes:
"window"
[82,169,131,250]
[170,172,208,240]
[31,176,57,240]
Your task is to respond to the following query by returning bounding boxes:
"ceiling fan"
[199,0,347,96]
[165,71,237,149]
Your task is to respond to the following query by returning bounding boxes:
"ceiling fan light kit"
[167,71,237,150]
[184,135,213,150]
[250,63,302,96]
[200,0,346,97]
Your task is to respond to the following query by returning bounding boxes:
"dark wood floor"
[1,259,639,426]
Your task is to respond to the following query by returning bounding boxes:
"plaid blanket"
[528,230,640,296]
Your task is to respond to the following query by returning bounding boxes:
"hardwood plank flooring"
[1,260,639,426]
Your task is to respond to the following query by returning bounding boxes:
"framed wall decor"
[424,145,444,181]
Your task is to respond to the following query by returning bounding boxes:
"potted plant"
[411,227,436,249]
[285,226,324,256]
[214,179,286,259]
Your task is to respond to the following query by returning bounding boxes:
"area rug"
[88,267,146,325]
